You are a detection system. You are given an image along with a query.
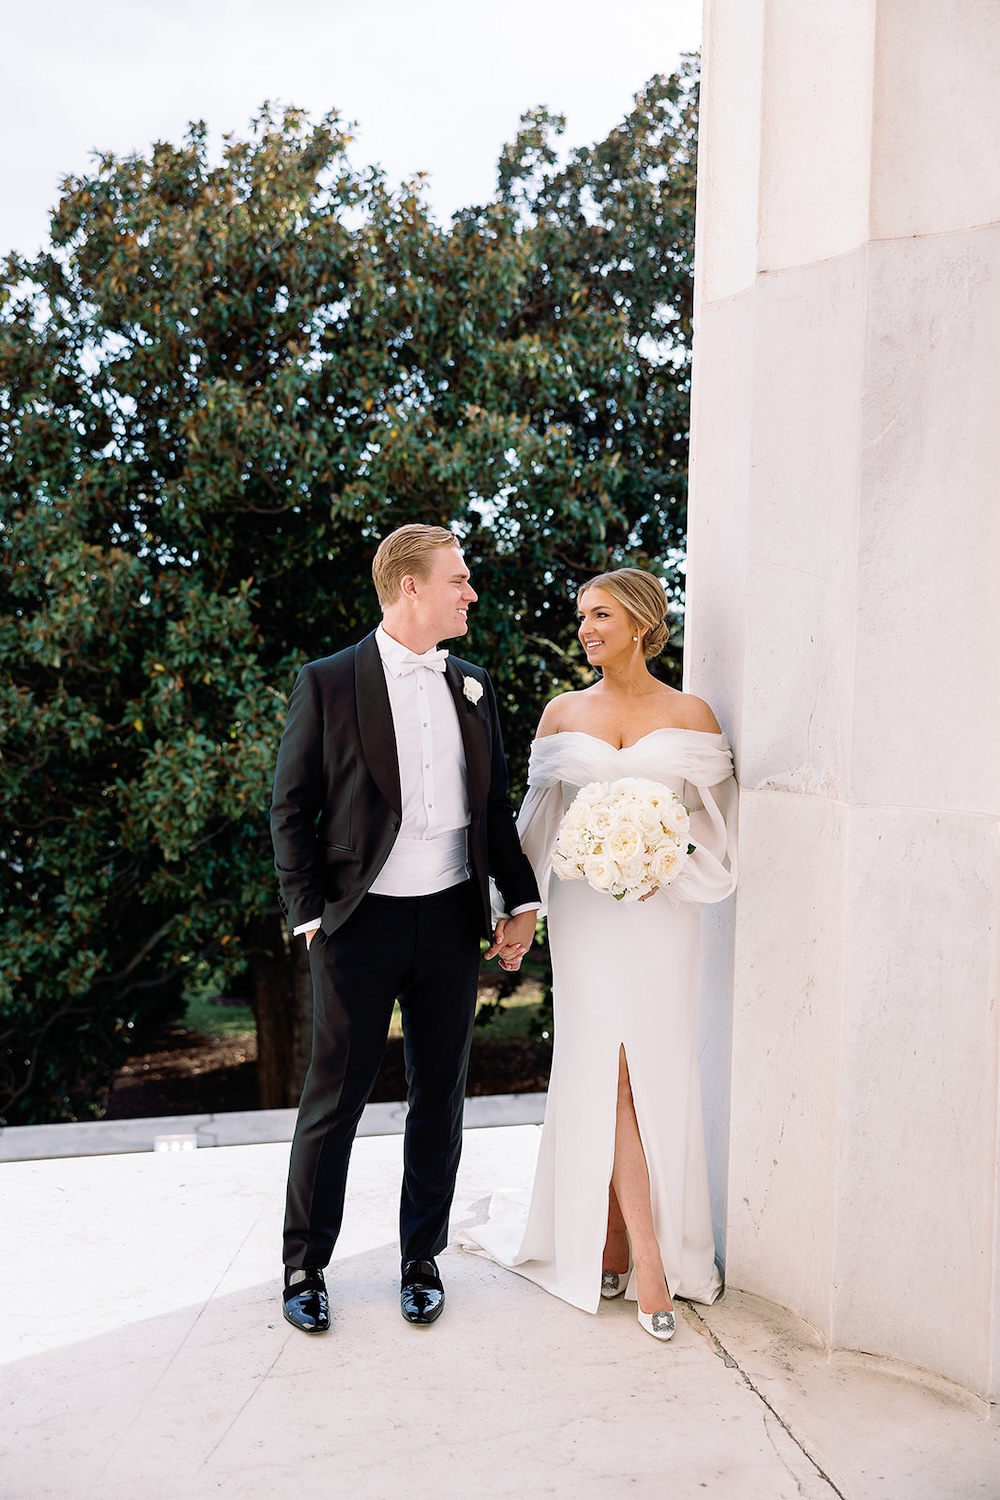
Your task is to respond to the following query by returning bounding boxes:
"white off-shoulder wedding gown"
[461,729,738,1313]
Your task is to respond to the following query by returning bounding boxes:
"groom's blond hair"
[372,524,459,606]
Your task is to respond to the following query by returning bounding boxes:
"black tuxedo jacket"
[270,632,539,941]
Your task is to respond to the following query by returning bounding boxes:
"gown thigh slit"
[460,728,737,1314]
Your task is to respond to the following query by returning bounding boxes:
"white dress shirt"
[294,626,537,933]
[367,625,471,897]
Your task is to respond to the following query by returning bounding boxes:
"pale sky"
[0,0,702,260]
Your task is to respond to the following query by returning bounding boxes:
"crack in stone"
[195,1339,288,1476]
[762,1411,823,1498]
[82,1206,274,1496]
[686,1305,847,1499]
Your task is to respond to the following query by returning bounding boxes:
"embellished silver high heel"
[637,1306,676,1341]
[601,1271,626,1299]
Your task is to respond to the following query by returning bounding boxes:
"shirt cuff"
[508,903,541,917]
[293,918,322,936]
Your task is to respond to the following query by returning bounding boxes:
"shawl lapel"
[354,632,402,818]
[445,660,490,811]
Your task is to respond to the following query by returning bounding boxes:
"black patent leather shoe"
[400,1258,445,1325]
[282,1267,331,1333]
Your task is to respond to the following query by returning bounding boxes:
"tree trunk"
[244,911,313,1109]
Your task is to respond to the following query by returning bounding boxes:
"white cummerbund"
[368,827,471,898]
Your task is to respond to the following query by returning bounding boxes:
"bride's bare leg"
[611,1046,673,1315]
[603,1183,629,1274]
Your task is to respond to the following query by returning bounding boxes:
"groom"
[270,524,539,1334]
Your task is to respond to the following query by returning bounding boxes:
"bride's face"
[577,587,639,667]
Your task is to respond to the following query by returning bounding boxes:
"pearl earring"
[632,636,638,642]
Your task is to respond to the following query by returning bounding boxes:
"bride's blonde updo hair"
[579,568,671,660]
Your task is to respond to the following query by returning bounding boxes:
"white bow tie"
[397,647,449,675]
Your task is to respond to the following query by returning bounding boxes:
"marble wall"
[687,0,1000,1399]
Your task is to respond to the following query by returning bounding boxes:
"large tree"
[0,60,698,1123]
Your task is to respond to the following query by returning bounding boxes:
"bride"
[465,569,737,1341]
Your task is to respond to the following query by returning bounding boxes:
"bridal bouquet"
[552,776,694,902]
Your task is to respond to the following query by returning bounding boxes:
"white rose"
[615,851,648,887]
[649,842,687,887]
[560,828,595,865]
[583,852,618,892]
[556,816,580,847]
[552,849,586,881]
[462,675,484,704]
[660,803,690,838]
[607,819,642,865]
[614,858,653,900]
[635,801,664,839]
[589,804,615,837]
[572,780,608,807]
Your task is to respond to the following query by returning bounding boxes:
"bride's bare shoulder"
[663,687,722,733]
[535,689,590,739]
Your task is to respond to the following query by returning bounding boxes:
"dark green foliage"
[0,61,698,1122]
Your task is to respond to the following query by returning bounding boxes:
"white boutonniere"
[462,675,484,706]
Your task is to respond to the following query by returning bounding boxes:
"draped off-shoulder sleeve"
[667,742,738,907]
[512,730,738,915]
[512,742,566,915]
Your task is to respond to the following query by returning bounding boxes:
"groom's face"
[417,545,478,642]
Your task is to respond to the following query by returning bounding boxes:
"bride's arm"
[489,706,566,922]
[509,706,568,913]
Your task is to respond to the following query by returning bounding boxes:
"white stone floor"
[1,1121,998,1500]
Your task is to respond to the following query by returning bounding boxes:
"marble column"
[686,0,1000,1401]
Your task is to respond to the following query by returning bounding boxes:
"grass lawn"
[181,954,552,1045]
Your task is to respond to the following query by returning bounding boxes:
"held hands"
[307,909,540,960]
[485,909,537,972]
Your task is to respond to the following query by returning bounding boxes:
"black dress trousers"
[283,878,483,1269]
